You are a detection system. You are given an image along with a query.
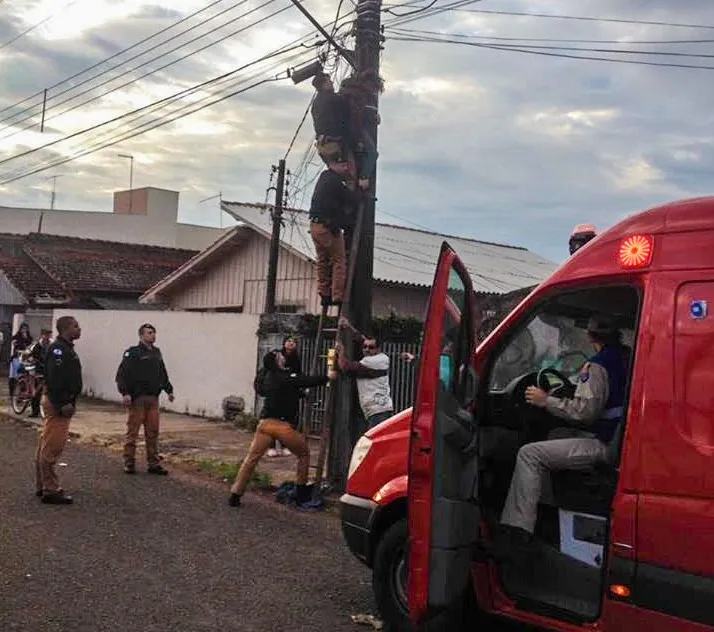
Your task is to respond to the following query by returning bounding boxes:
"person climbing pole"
[339,70,383,190]
[310,71,355,179]
[309,162,360,308]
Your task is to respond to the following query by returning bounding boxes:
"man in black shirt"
[116,323,174,475]
[35,316,82,505]
[311,72,354,177]
[309,163,360,307]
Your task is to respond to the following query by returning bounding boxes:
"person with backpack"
[228,349,336,508]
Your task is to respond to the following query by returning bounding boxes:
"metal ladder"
[301,200,365,489]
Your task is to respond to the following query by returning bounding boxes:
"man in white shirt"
[337,321,394,429]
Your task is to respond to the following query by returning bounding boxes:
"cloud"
[1,0,714,264]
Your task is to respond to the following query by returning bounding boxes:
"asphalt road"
[0,422,375,632]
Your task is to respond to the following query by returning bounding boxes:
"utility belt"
[316,134,343,143]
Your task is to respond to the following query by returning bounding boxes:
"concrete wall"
[0,187,226,251]
[52,309,260,419]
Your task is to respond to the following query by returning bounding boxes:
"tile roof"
[221,202,557,294]
[0,233,197,303]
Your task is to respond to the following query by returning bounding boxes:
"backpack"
[253,368,269,397]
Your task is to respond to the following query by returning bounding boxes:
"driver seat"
[549,421,625,516]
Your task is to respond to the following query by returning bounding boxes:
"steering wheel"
[536,367,572,396]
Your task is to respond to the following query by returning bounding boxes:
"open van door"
[407,242,480,624]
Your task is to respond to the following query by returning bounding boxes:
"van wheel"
[373,518,479,632]
[373,518,413,632]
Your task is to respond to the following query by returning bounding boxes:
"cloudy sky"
[1,0,713,263]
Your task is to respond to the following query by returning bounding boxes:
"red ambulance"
[340,197,714,632]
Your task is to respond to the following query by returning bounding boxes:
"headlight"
[348,435,373,479]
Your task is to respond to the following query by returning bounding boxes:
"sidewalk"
[0,382,314,489]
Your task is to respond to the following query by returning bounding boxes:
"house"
[0,187,228,251]
[139,202,558,318]
[0,232,198,341]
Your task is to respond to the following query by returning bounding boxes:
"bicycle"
[11,352,45,417]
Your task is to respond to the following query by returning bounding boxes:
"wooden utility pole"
[328,0,383,489]
[265,158,287,313]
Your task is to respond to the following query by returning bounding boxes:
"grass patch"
[195,458,272,489]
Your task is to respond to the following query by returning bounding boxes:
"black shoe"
[35,490,43,497]
[320,295,332,307]
[123,464,136,474]
[147,465,169,475]
[41,491,73,505]
[228,493,241,507]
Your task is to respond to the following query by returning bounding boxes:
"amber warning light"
[618,234,654,269]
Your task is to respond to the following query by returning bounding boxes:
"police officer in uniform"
[115,323,174,475]
[499,316,628,550]
[35,316,82,505]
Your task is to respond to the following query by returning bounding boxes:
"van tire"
[373,518,476,632]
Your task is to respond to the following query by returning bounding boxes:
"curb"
[0,409,81,438]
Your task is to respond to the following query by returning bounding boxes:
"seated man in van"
[497,316,628,558]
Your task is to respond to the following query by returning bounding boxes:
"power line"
[0,0,81,51]
[431,8,714,31]
[284,94,315,161]
[387,26,714,45]
[0,42,311,172]
[386,30,714,58]
[0,0,283,138]
[387,34,714,71]
[0,0,227,119]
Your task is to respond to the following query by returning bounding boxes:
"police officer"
[116,323,174,475]
[35,316,82,505]
[499,316,628,551]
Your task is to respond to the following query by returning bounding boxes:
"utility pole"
[47,174,62,210]
[328,0,383,489]
[265,158,287,314]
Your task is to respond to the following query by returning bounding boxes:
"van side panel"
[633,272,714,627]
[604,601,713,632]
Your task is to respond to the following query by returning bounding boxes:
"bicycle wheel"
[11,376,30,414]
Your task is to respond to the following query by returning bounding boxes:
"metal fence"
[296,335,421,436]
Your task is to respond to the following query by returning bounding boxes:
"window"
[440,267,468,392]
[488,286,638,391]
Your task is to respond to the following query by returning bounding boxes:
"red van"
[340,197,714,632]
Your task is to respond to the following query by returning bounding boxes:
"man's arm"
[338,358,388,379]
[158,354,173,396]
[44,348,73,411]
[115,351,132,396]
[543,363,610,424]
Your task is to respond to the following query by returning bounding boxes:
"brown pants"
[230,419,309,496]
[310,222,346,302]
[124,395,161,468]
[35,396,72,494]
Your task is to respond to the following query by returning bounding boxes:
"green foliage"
[195,459,272,489]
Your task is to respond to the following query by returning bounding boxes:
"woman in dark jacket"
[268,335,304,458]
[229,348,335,507]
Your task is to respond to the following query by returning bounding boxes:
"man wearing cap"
[498,315,628,554]
[116,323,174,475]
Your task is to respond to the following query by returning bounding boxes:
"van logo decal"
[690,300,708,320]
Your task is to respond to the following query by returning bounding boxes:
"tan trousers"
[230,419,309,496]
[501,436,607,533]
[35,396,72,493]
[124,395,161,468]
[310,222,346,302]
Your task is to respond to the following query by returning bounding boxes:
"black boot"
[228,493,241,507]
[41,491,73,505]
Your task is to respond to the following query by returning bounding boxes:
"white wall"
[52,309,260,419]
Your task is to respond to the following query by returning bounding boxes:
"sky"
[1,0,714,263]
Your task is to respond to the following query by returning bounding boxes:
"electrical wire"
[0,0,286,139]
[0,0,81,51]
[0,0,227,119]
[435,8,714,31]
[387,34,714,71]
[386,26,714,46]
[0,44,314,180]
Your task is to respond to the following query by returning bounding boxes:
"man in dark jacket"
[35,316,82,505]
[311,72,353,174]
[116,323,174,475]
[309,162,360,307]
[29,327,52,418]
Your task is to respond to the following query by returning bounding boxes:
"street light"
[117,153,134,212]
